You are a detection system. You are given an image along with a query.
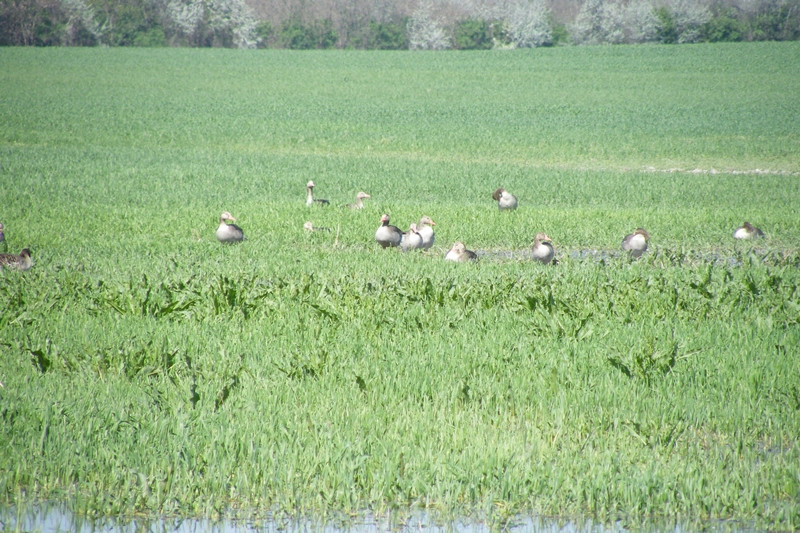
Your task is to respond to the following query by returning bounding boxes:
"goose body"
[445,242,477,262]
[0,248,32,270]
[216,212,245,243]
[621,228,649,257]
[733,222,764,240]
[347,192,371,209]
[306,181,330,206]
[417,216,436,250]
[400,223,424,252]
[532,232,555,264]
[493,188,518,211]
[375,214,403,248]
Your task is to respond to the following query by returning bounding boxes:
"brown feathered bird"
[0,248,33,270]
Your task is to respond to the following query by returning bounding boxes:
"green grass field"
[1,43,799,529]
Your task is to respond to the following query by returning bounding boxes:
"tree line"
[1,0,798,48]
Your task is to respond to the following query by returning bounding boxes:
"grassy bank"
[1,43,799,529]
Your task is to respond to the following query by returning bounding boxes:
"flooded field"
[476,246,800,268]
[1,502,754,533]
[2,44,798,531]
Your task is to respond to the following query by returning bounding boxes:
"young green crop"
[0,43,798,530]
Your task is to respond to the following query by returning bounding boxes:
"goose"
[306,181,330,206]
[216,211,245,243]
[532,232,555,264]
[303,221,331,232]
[400,223,424,252]
[733,221,764,240]
[621,228,649,258]
[0,248,32,270]
[0,222,5,252]
[375,214,403,248]
[492,188,518,211]
[346,192,371,209]
[445,242,477,262]
[417,216,436,250]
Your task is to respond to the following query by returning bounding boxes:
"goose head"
[419,215,436,228]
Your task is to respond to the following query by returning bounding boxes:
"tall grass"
[1,43,799,529]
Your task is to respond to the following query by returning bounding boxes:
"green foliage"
[0,0,65,46]
[278,17,338,49]
[453,18,494,50]
[254,20,273,48]
[702,7,745,42]
[750,1,800,41]
[0,45,799,529]
[350,20,408,50]
[550,20,568,45]
[656,6,678,44]
[91,0,162,46]
[132,26,166,47]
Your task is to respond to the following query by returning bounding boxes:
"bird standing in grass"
[733,221,764,240]
[216,212,245,243]
[493,188,518,211]
[306,181,330,206]
[532,232,555,264]
[0,222,6,252]
[621,228,649,258]
[0,248,32,270]
[375,214,403,248]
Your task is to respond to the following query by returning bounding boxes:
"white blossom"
[207,0,259,48]
[61,0,102,44]
[504,0,552,48]
[167,0,204,36]
[408,1,451,50]
[670,0,712,43]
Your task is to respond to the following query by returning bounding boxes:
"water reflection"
[1,503,629,533]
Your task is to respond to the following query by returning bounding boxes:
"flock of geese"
[210,183,767,265]
[0,182,769,273]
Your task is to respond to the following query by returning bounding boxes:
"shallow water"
[474,247,798,268]
[0,503,634,533]
[0,502,758,532]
